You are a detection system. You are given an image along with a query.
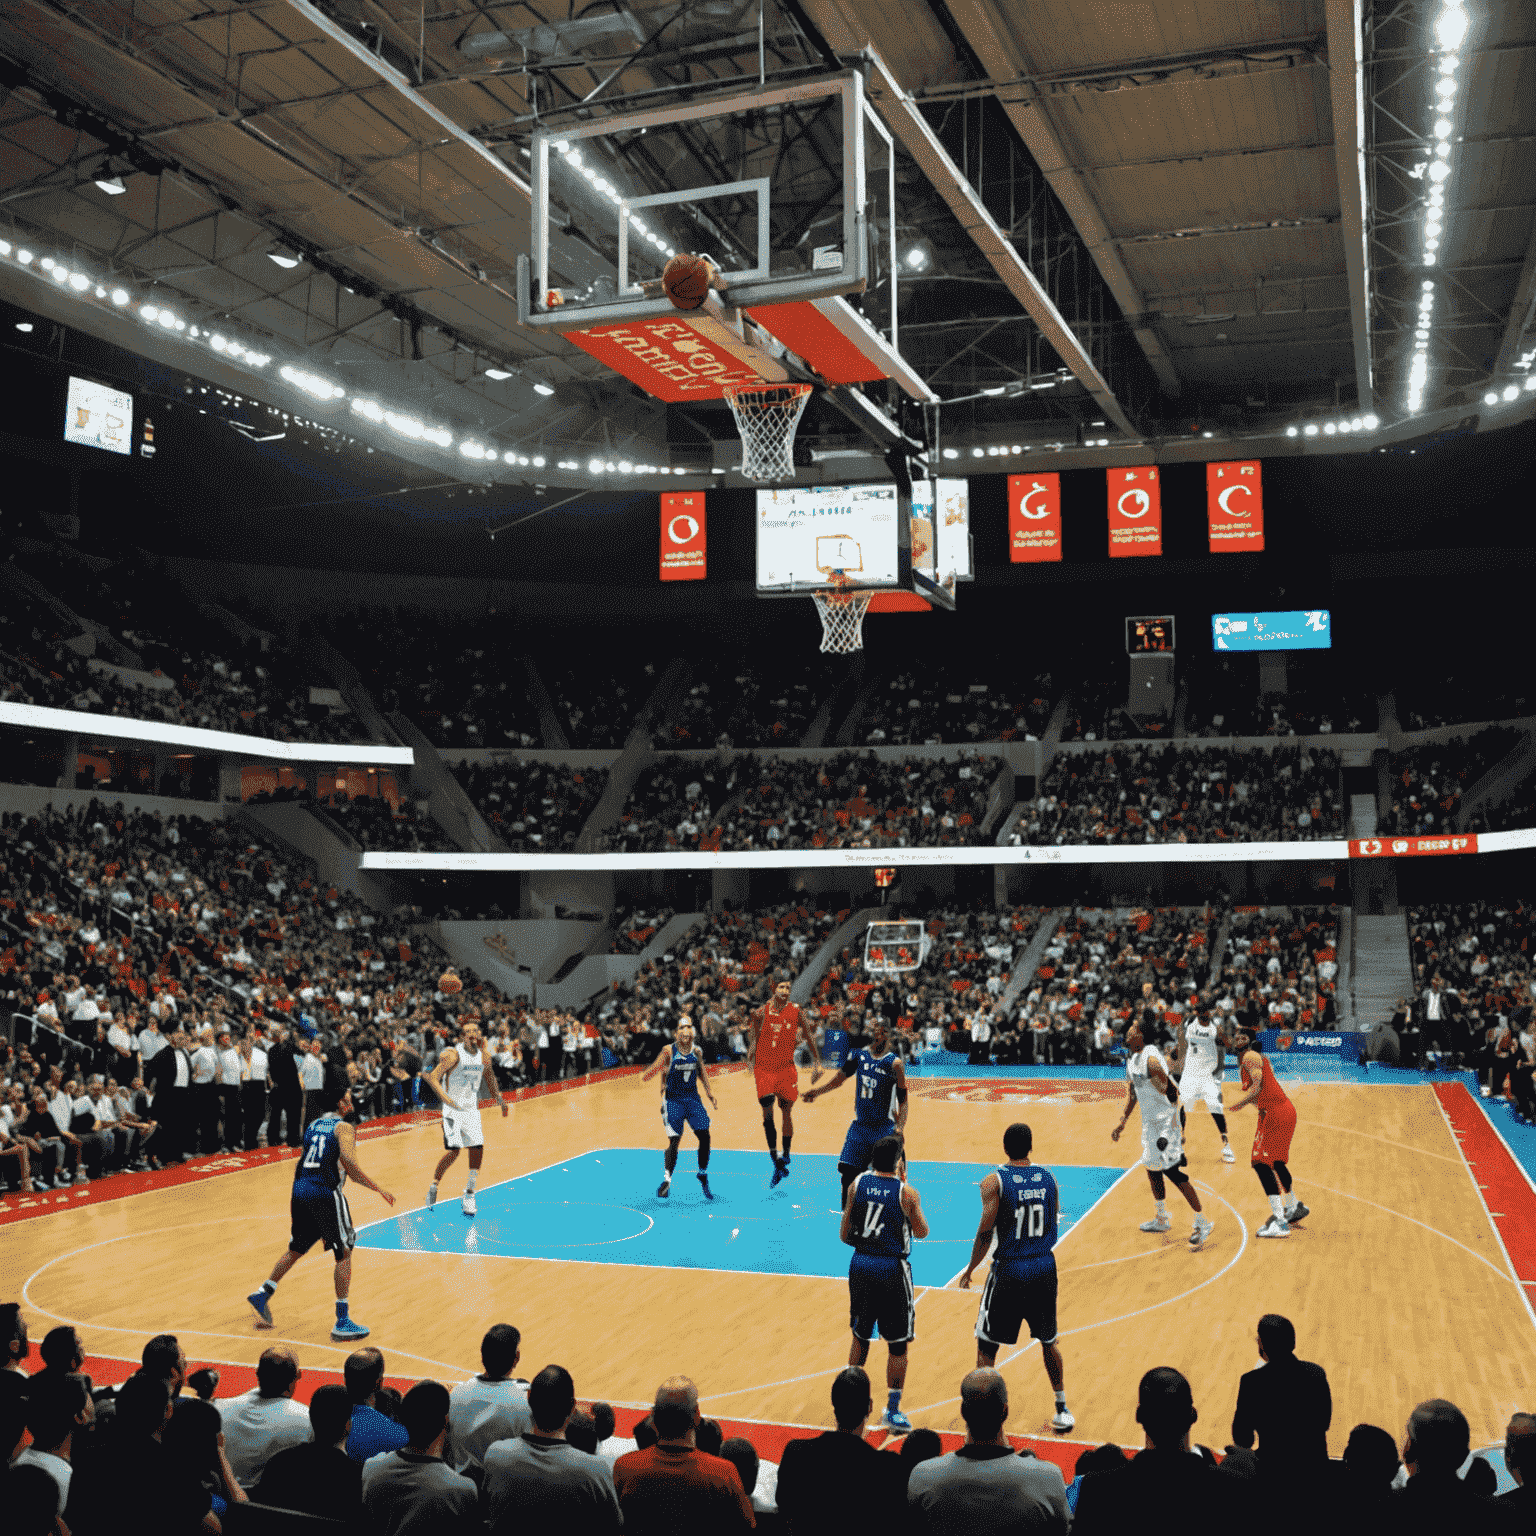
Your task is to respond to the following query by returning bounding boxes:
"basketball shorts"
[441,1105,484,1150]
[1252,1101,1297,1164]
[755,1066,798,1105]
[664,1098,710,1137]
[838,1119,896,1174]
[1180,1074,1224,1113]
[289,1187,355,1256]
[848,1252,915,1344]
[975,1262,1057,1349]
[1141,1113,1184,1171]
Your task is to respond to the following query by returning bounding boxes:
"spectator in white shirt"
[218,1346,313,1489]
[12,1372,91,1518]
[215,1028,244,1151]
[190,1028,220,1154]
[83,1077,139,1169]
[298,1039,324,1129]
[447,1323,531,1478]
[240,1036,270,1152]
[106,1017,139,1076]
[71,993,101,1030]
[137,1018,168,1064]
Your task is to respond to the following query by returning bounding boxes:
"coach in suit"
[266,1028,303,1148]
[146,1030,193,1162]
[1231,1314,1332,1471]
[777,1368,902,1536]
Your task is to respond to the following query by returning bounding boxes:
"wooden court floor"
[6,1065,1533,1452]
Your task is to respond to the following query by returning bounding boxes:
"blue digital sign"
[1212,609,1331,651]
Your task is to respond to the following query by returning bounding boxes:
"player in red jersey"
[749,978,823,1186]
[1227,1025,1309,1239]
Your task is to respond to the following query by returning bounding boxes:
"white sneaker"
[1139,1215,1172,1233]
[1189,1215,1214,1249]
[1256,1216,1290,1239]
[1050,1407,1075,1432]
[1480,1085,1492,1098]
[461,1193,477,1217]
[1221,1144,1235,1163]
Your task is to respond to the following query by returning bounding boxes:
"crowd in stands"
[1013,745,1343,846]
[4,1305,1528,1535]
[859,668,1056,746]
[319,795,445,853]
[1382,728,1523,837]
[1183,655,1375,738]
[1472,771,1536,832]
[454,759,609,852]
[1061,675,1150,742]
[541,655,663,749]
[663,652,843,749]
[607,907,677,956]
[1398,673,1534,731]
[1208,907,1340,1032]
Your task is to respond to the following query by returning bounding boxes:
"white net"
[812,584,872,653]
[864,919,929,974]
[722,382,812,483]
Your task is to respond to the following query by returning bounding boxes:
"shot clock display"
[1126,615,1175,654]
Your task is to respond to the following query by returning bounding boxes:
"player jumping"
[425,1021,509,1217]
[750,978,823,1186]
[1113,1021,1213,1250]
[959,1122,1073,1432]
[643,1019,718,1200]
[841,1134,928,1434]
[247,1079,395,1341]
[805,1018,908,1207]
[1174,1012,1235,1162]
[1227,1024,1308,1238]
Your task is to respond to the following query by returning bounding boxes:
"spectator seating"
[454,760,609,853]
[859,667,1057,746]
[1209,907,1341,1031]
[663,652,843,749]
[1383,729,1523,837]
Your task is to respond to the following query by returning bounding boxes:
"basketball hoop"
[722,381,812,483]
[811,573,872,654]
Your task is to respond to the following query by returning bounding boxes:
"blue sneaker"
[246,1290,274,1328]
[330,1317,371,1342]
[770,1160,789,1188]
[881,1408,912,1434]
[697,1173,714,1200]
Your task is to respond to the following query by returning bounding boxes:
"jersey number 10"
[1013,1201,1047,1240]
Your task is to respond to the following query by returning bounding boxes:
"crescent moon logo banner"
[659,492,707,581]
[1206,460,1265,551]
[1107,466,1162,558]
[1007,472,1062,563]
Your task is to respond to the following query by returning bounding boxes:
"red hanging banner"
[1107,466,1162,557]
[1007,473,1063,563]
[1207,460,1265,551]
[659,492,706,581]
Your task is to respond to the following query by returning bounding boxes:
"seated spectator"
[0,1303,30,1410]
[139,1333,187,1399]
[719,1433,782,1529]
[12,1372,90,1517]
[777,1367,902,1535]
[344,1346,410,1463]
[612,1375,755,1533]
[1502,1412,1536,1518]
[447,1322,530,1478]
[1064,1443,1127,1514]
[250,1383,364,1525]
[481,1363,622,1534]
[1389,1398,1517,1534]
[360,1380,477,1534]
[163,1397,247,1519]
[1337,1422,1399,1517]
[1230,1313,1332,1476]
[1071,1368,1239,1536]
[6,1464,64,1536]
[565,1408,599,1454]
[904,1367,1068,1534]
[216,1343,311,1488]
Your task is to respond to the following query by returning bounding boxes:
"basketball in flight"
[663,252,717,310]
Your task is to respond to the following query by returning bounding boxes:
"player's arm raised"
[423,1047,458,1107]
[901,1178,930,1241]
[892,1055,910,1134]
[958,1172,1001,1289]
[335,1121,395,1207]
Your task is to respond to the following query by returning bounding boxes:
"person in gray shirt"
[481,1364,621,1536]
[906,1368,1069,1535]
[360,1380,477,1536]
[447,1322,531,1478]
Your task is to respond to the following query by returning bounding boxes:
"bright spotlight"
[1435,5,1468,52]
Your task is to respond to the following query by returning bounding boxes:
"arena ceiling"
[0,0,1533,482]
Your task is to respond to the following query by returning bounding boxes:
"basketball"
[438,970,463,995]
[663,253,714,310]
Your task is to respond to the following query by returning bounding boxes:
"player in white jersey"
[1112,1021,1213,1250]
[424,1022,508,1217]
[1175,1014,1235,1162]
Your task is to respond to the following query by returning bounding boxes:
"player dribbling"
[750,978,823,1186]
[424,1021,509,1217]
[642,1019,718,1200]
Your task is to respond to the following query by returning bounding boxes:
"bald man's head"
[256,1345,300,1399]
[960,1368,1009,1443]
[652,1375,699,1441]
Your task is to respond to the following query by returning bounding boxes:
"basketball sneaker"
[1189,1215,1214,1250]
[426,1185,438,1208]
[1139,1215,1172,1233]
[461,1193,477,1217]
[770,1160,789,1188]
[246,1290,275,1328]
[1286,1202,1310,1225]
[657,1177,671,1198]
[1050,1407,1076,1432]
[330,1317,371,1342]
[881,1408,913,1433]
[1256,1216,1291,1239]
[697,1173,714,1200]
[1221,1144,1235,1163]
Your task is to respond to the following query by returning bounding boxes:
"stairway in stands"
[1351,914,1414,1029]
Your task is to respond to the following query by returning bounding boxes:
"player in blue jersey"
[641,1019,718,1200]
[840,1134,929,1433]
[804,1019,909,1207]
[245,1079,396,1342]
[959,1123,1073,1432]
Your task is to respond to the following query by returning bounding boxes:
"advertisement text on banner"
[1206,460,1265,552]
[660,492,707,581]
[1350,834,1479,858]
[1008,473,1062,563]
[1108,466,1162,558]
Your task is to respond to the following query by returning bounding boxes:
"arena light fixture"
[1435,3,1468,51]
[15,321,33,333]
[1484,391,1500,406]
[532,382,556,397]
[94,174,127,195]
[483,367,513,381]
[1286,425,1299,437]
[1502,384,1519,402]
[1304,423,1319,437]
[15,249,32,265]
[267,246,302,269]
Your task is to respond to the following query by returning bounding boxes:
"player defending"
[642,1019,718,1200]
[1112,1021,1213,1250]
[425,1022,509,1217]
[804,1019,908,1207]
[959,1123,1073,1432]
[1227,1024,1308,1238]
[247,1080,395,1341]
[750,978,824,1186]
[1175,1012,1235,1162]
[841,1134,928,1434]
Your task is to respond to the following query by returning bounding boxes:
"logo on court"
[914,1081,1123,1105]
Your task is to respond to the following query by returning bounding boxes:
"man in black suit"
[1500,1412,1536,1520]
[1072,1368,1238,1536]
[266,1027,303,1149]
[146,1029,193,1163]
[250,1383,362,1525]
[1231,1314,1332,1472]
[776,1367,902,1536]
[1389,1398,1517,1533]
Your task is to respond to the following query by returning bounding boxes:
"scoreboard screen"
[1126,615,1175,654]
[1212,610,1331,651]
[64,376,133,455]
